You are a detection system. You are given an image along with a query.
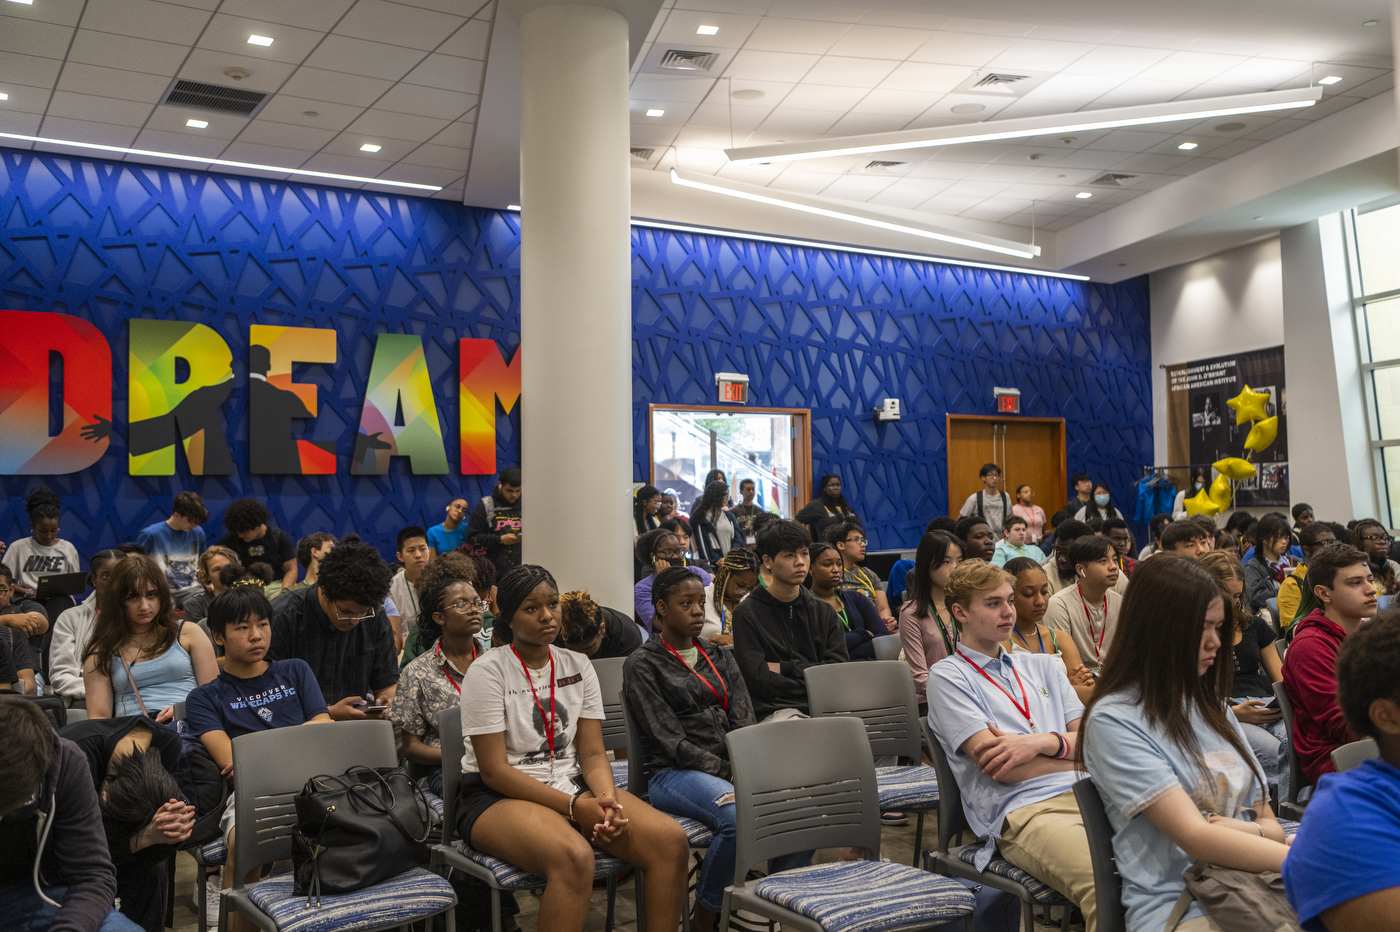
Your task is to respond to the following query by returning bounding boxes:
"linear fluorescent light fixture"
[0,131,442,191]
[725,86,1325,165]
[670,168,1040,259]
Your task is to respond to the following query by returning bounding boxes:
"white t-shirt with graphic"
[3,537,81,589]
[461,644,604,792]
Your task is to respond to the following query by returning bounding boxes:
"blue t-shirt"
[1283,757,1400,931]
[136,520,206,589]
[185,659,329,739]
[887,559,913,602]
[426,522,468,554]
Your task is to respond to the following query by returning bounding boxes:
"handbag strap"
[117,653,149,717]
[1164,887,1195,932]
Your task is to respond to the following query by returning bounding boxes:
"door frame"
[946,413,1066,516]
[648,404,813,514]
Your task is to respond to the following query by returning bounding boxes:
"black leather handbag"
[291,766,434,901]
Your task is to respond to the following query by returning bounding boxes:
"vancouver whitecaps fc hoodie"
[731,584,849,720]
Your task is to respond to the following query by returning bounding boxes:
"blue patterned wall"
[1,146,1151,561]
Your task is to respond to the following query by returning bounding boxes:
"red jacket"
[1281,609,1359,785]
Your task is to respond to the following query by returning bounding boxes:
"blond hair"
[196,545,239,587]
[558,590,602,644]
[944,559,1015,620]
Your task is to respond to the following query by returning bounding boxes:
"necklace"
[1012,623,1045,654]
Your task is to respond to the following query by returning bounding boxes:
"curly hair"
[693,480,729,524]
[451,543,497,592]
[222,499,269,534]
[711,546,759,626]
[196,545,239,587]
[558,590,602,646]
[317,541,391,607]
[413,552,480,646]
[87,555,177,676]
[24,487,60,523]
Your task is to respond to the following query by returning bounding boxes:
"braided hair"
[710,546,759,632]
[495,565,557,643]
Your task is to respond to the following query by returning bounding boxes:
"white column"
[518,4,634,610]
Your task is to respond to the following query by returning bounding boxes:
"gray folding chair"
[431,706,632,932]
[719,716,974,932]
[1331,738,1379,773]
[1072,779,1127,932]
[804,660,939,865]
[592,656,630,786]
[921,720,1071,930]
[1273,681,1310,820]
[1273,638,1287,661]
[872,634,902,661]
[222,720,456,932]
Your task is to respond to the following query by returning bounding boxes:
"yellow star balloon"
[1244,416,1278,453]
[1208,474,1233,511]
[1226,384,1270,426]
[1213,457,1258,481]
[1184,488,1223,516]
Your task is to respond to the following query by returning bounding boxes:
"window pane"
[1355,203,1400,298]
[1372,365,1400,441]
[651,409,793,518]
[1381,446,1400,528]
[1362,297,1400,363]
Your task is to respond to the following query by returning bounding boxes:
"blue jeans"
[0,882,143,932]
[648,768,813,912]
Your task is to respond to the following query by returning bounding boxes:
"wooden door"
[946,415,1066,523]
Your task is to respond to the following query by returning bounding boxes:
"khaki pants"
[997,787,1098,932]
[1174,917,1224,931]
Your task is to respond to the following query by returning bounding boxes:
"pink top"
[898,598,957,703]
[1013,503,1046,544]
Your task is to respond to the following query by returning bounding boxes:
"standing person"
[1002,557,1093,703]
[731,520,847,721]
[1044,536,1122,675]
[898,530,962,714]
[959,463,1011,534]
[1102,518,1138,578]
[954,515,997,563]
[1073,483,1124,523]
[215,499,296,590]
[4,488,81,618]
[690,480,742,564]
[827,520,896,627]
[1352,518,1400,596]
[1277,522,1336,629]
[458,565,690,932]
[1011,485,1046,545]
[731,479,763,545]
[1172,469,1209,520]
[795,473,859,544]
[703,547,758,647]
[633,485,664,537]
[1064,473,1093,517]
[1081,555,1290,932]
[49,550,128,702]
[178,545,238,631]
[389,527,433,652]
[807,543,889,661]
[1243,513,1294,610]
[991,515,1044,567]
[428,497,471,556]
[656,490,676,521]
[467,466,523,582]
[135,492,207,605]
[1292,502,1314,530]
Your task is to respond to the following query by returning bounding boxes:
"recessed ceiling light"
[1177,141,1198,150]
[1319,75,1343,85]
[303,110,319,117]
[646,109,665,117]
[1252,216,1263,221]
[186,119,209,128]
[950,103,986,115]
[1363,19,1379,26]
[506,205,521,211]
[731,89,764,100]
[359,143,382,152]
[5,1,35,5]
[247,34,274,46]
[0,92,8,101]
[1215,121,1247,132]
[1075,192,1093,199]
[696,24,719,35]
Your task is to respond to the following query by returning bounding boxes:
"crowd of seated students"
[8,467,1400,932]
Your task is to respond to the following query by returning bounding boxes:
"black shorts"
[456,772,590,846]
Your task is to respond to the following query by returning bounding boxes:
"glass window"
[1373,366,1400,442]
[1355,203,1400,298]
[1380,447,1400,530]
[1362,297,1400,364]
[651,409,795,518]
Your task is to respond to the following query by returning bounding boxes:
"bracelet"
[1256,823,1265,837]
[1050,732,1067,760]
[567,789,586,823]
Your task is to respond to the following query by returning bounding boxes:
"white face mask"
[1094,493,1110,506]
[1194,481,1205,491]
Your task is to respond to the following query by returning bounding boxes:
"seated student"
[134,491,207,605]
[1102,518,1138,578]
[827,519,897,627]
[690,481,743,565]
[1002,557,1093,703]
[955,515,998,563]
[268,541,398,719]
[1189,514,1220,549]
[429,497,471,556]
[1285,610,1400,931]
[458,565,690,932]
[467,467,523,582]
[82,556,217,721]
[402,549,495,668]
[1243,513,1295,611]
[557,590,643,659]
[703,547,759,647]
[3,488,81,601]
[1283,541,1374,786]
[1171,469,1209,520]
[927,561,1098,930]
[178,545,237,631]
[282,532,335,594]
[659,517,696,565]
[1041,519,1090,595]
[634,530,712,632]
[1082,555,1290,932]
[388,527,433,653]
[899,531,963,714]
[0,565,48,694]
[1214,531,1241,558]
[991,514,1045,567]
[1278,523,1337,629]
[1352,518,1400,597]
[807,542,890,661]
[0,696,142,932]
[216,499,297,591]
[1044,536,1122,676]
[732,520,848,721]
[59,716,196,932]
[50,550,128,702]
[1138,512,1172,560]
[390,570,484,795]
[1160,518,1210,558]
[624,566,812,932]
[1292,502,1315,530]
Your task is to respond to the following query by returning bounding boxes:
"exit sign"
[716,372,750,404]
[994,386,1021,414]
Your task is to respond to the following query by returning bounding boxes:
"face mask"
[1094,494,1110,506]
[1194,481,1204,491]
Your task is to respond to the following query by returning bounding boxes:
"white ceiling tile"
[724,50,819,83]
[1135,50,1246,85]
[1172,82,1258,101]
[398,142,471,169]
[654,10,760,48]
[36,116,140,146]
[1062,45,1172,79]
[854,11,949,30]
[304,35,427,81]
[1081,128,1174,152]
[1110,151,1201,174]
[219,140,319,166]
[335,0,466,51]
[217,0,358,31]
[67,30,187,75]
[776,83,868,111]
[1208,57,1311,89]
[1184,37,1272,56]
[878,61,968,94]
[256,96,365,131]
[631,74,715,103]
[817,174,897,199]
[46,90,154,126]
[914,194,984,213]
[629,122,681,146]
[1344,73,1396,99]
[0,111,43,134]
[983,97,1095,120]
[1023,24,1122,44]
[701,79,795,106]
[711,162,791,185]
[825,24,932,60]
[939,18,1035,38]
[743,18,849,55]
[376,83,477,120]
[631,101,698,125]
[143,105,249,139]
[1208,138,1269,160]
[279,67,394,106]
[0,1,84,28]
[1089,78,1197,107]
[1291,93,1367,121]
[236,119,339,150]
[968,162,1058,182]
[871,177,954,197]
[389,0,491,15]
[438,18,491,60]
[988,39,1099,72]
[57,63,169,104]
[907,160,977,181]
[907,31,1015,68]
[665,147,728,172]
[675,0,772,15]
[131,128,235,156]
[401,54,484,93]
[0,52,64,90]
[804,56,899,87]
[992,181,1073,200]
[939,179,1012,198]
[918,93,1016,120]
[428,120,477,147]
[1104,31,1196,51]
[686,102,774,134]
[849,88,938,116]
[198,14,327,65]
[767,171,841,194]
[1039,149,1129,170]
[178,48,298,94]
[347,108,451,142]
[305,139,403,166]
[761,2,862,24]
[825,111,909,135]
[0,83,50,115]
[80,0,211,45]
[672,124,740,147]
[371,162,460,186]
[755,109,841,134]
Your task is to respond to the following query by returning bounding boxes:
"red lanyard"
[661,639,729,710]
[510,645,556,760]
[1077,583,1108,657]
[956,649,1034,729]
[436,641,477,695]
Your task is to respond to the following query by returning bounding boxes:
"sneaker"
[880,811,909,826]
[204,871,222,928]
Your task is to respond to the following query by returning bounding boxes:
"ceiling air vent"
[1090,173,1138,187]
[658,49,720,72]
[863,160,905,172]
[971,73,1031,91]
[161,79,268,116]
[630,147,655,161]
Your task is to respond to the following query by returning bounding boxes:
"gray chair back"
[619,695,653,797]
[1072,779,1126,932]
[229,720,397,887]
[1273,680,1309,798]
[1331,738,1379,773]
[440,705,465,843]
[921,719,969,849]
[592,657,628,752]
[805,660,921,761]
[872,634,902,662]
[725,716,878,883]
[1273,638,1287,661]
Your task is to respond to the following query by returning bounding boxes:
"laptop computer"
[33,571,89,602]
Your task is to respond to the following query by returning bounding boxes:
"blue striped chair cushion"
[194,839,227,866]
[954,846,1070,905]
[244,867,454,932]
[423,791,445,819]
[751,861,975,932]
[1280,819,1300,837]
[611,758,628,785]
[454,841,630,890]
[674,815,715,847]
[874,766,939,811]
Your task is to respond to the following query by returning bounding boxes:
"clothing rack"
[1141,463,1216,478]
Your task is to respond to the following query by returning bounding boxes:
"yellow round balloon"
[1244,416,1278,453]
[1208,474,1233,510]
[1184,488,1223,516]
[1226,384,1271,426]
[1213,457,1257,481]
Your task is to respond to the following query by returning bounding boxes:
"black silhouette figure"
[249,344,319,474]
[123,380,236,475]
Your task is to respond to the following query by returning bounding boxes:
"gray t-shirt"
[2,536,80,589]
[959,491,1009,534]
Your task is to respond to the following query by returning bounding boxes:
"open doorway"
[648,405,811,519]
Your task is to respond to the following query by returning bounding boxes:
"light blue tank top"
[110,629,197,717]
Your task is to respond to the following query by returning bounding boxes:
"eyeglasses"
[1361,534,1391,544]
[330,606,376,623]
[655,549,682,559]
[0,586,12,595]
[446,599,491,615]
[843,537,867,545]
